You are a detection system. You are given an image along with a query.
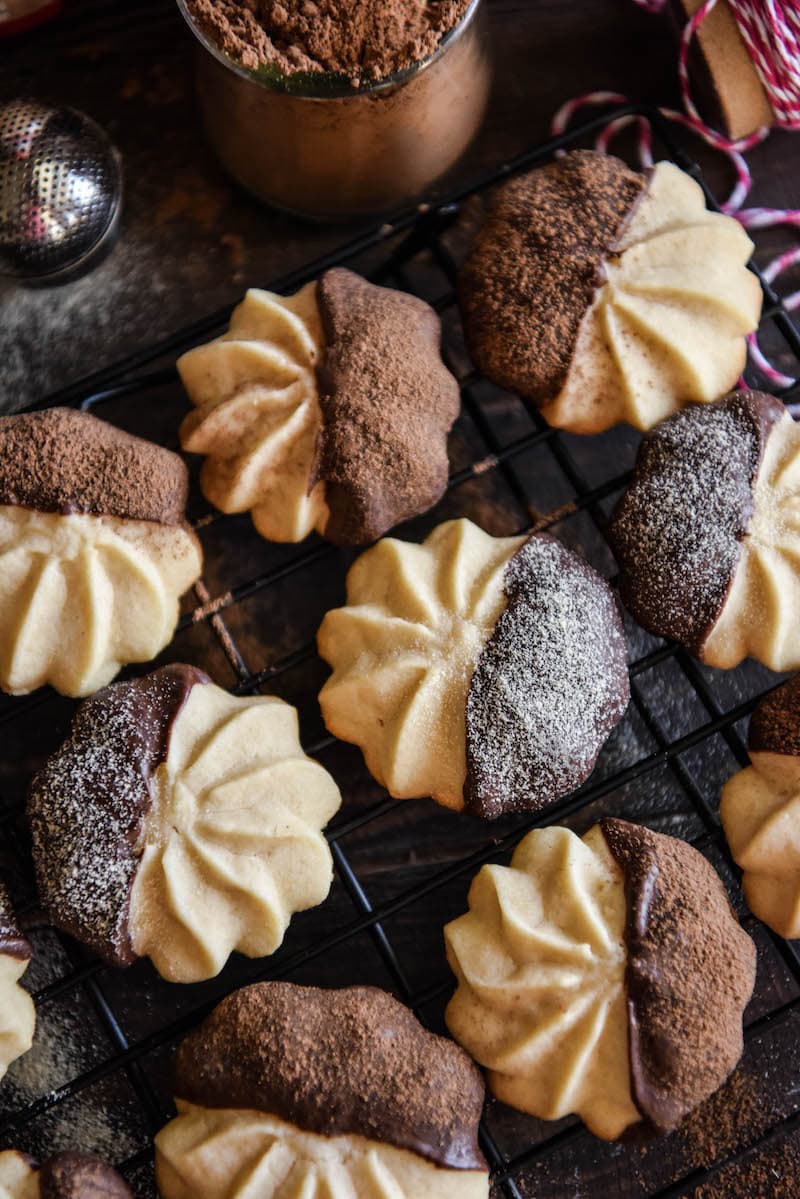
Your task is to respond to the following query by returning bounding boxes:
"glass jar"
[176,0,491,221]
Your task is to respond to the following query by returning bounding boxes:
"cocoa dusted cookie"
[155,982,490,1199]
[28,664,341,983]
[0,1149,132,1198]
[0,407,202,697]
[460,151,761,434]
[445,818,756,1140]
[178,267,460,546]
[609,389,800,671]
[318,518,629,817]
[721,675,800,938]
[0,884,35,1085]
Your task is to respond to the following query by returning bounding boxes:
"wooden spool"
[680,0,775,138]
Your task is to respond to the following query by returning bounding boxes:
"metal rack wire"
[2,105,800,1198]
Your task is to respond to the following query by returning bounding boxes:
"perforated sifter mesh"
[0,99,122,281]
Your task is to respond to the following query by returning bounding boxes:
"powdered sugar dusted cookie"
[0,408,202,697]
[0,885,34,1086]
[460,152,761,433]
[0,1149,132,1198]
[318,518,629,817]
[178,268,459,546]
[28,665,341,982]
[721,675,800,938]
[155,982,489,1199]
[610,389,800,671]
[445,819,756,1140]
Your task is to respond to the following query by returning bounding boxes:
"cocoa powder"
[0,408,191,527]
[677,1065,776,1169]
[459,151,646,405]
[314,268,459,546]
[174,982,487,1171]
[692,1138,800,1198]
[187,0,490,218]
[185,0,472,83]
[601,819,757,1132]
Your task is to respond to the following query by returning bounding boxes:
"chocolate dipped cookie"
[178,268,459,546]
[155,982,490,1199]
[445,819,756,1140]
[460,151,761,434]
[0,1149,132,1198]
[0,884,35,1085]
[28,665,341,982]
[721,675,800,938]
[0,408,202,697]
[317,518,629,817]
[609,389,800,671]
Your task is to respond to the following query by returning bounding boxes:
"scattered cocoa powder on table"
[677,1066,772,1169]
[184,0,472,82]
[692,1137,800,1198]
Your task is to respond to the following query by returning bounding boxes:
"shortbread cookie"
[0,1149,132,1198]
[721,675,800,938]
[318,518,629,817]
[445,819,756,1140]
[0,885,35,1085]
[610,389,800,671]
[0,408,202,697]
[178,268,459,546]
[29,665,341,982]
[460,152,761,433]
[155,982,489,1199]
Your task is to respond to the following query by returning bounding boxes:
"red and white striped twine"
[727,0,800,129]
[551,0,800,389]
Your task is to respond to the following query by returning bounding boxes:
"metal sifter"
[0,99,123,282]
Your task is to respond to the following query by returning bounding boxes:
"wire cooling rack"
[1,106,800,1199]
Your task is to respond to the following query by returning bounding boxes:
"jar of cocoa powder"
[176,0,490,220]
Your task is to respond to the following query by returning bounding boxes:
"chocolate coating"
[28,664,208,966]
[313,268,460,546]
[0,407,190,526]
[748,675,800,757]
[174,982,488,1172]
[601,818,756,1132]
[459,151,646,403]
[465,535,629,819]
[39,1152,133,1199]
[609,390,785,657]
[0,882,31,962]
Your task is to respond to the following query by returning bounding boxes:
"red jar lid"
[0,0,62,37]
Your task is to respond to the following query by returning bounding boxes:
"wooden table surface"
[2,6,800,1199]
[2,0,799,409]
